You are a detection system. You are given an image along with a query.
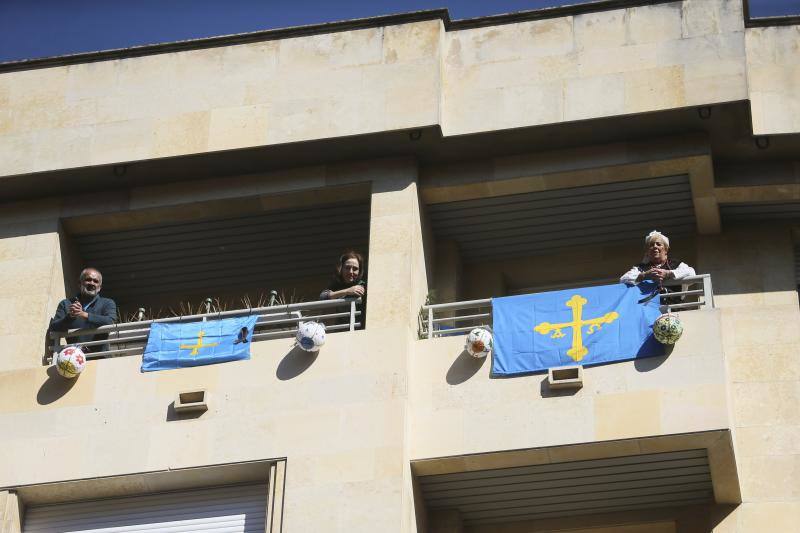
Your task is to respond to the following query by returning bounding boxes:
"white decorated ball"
[296,321,326,352]
[55,345,87,378]
[653,314,683,345]
[465,327,493,358]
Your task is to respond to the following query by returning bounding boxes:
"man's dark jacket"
[50,295,117,354]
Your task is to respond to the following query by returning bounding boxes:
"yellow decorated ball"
[653,314,683,345]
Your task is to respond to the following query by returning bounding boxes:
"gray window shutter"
[23,483,267,533]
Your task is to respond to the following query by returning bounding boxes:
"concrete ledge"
[0,491,23,533]
[0,1,679,73]
[4,459,280,506]
[411,429,741,505]
[715,184,800,203]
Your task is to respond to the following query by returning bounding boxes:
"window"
[24,484,267,533]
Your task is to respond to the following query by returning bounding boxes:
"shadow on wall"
[539,375,581,398]
[36,365,77,405]
[446,350,487,385]
[675,503,738,531]
[165,401,206,422]
[698,223,798,297]
[58,222,82,299]
[0,216,60,241]
[635,346,673,372]
[276,345,318,380]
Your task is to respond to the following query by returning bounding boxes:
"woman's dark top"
[637,258,686,303]
[635,258,683,273]
[319,279,366,300]
[319,279,367,329]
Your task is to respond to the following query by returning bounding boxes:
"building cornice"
[0,0,679,73]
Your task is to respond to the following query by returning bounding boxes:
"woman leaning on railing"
[319,250,367,300]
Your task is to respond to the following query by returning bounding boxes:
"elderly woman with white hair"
[620,230,695,286]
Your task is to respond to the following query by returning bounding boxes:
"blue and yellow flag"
[492,283,662,376]
[141,315,258,372]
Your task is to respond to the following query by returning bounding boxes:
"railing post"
[703,275,714,309]
[349,300,356,331]
[427,307,433,339]
[49,332,60,363]
[203,298,212,322]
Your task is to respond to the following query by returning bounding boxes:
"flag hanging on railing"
[141,315,258,372]
[491,282,663,376]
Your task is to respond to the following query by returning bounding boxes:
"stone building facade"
[1,1,799,531]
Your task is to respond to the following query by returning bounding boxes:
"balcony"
[420,275,714,339]
[48,298,362,362]
[409,274,740,526]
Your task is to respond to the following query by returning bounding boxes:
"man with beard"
[50,267,117,354]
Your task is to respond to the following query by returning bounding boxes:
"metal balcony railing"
[48,298,362,362]
[420,275,714,339]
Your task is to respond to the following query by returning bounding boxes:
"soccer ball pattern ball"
[653,314,683,345]
[55,346,87,378]
[296,321,326,352]
[465,328,493,358]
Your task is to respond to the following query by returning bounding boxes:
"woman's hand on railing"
[329,285,365,299]
[641,268,671,282]
[346,285,365,297]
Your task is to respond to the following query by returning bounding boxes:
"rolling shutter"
[417,449,714,526]
[74,200,371,308]
[427,175,696,263]
[23,483,267,533]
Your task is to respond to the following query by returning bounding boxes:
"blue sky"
[0,0,797,63]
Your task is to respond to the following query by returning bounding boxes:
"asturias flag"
[492,282,663,376]
[141,315,258,372]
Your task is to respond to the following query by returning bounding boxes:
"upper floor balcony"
[36,269,740,522]
[419,275,714,339]
[410,274,740,526]
[48,297,362,363]
[1,142,763,529]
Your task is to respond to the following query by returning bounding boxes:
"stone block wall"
[0,20,444,177]
[441,0,746,135]
[0,202,71,371]
[0,491,22,533]
[4,1,800,180]
[409,309,728,459]
[697,224,800,530]
[745,24,800,135]
[0,158,434,533]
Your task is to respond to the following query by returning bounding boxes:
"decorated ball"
[653,313,683,345]
[465,327,493,358]
[296,321,326,352]
[55,345,86,378]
